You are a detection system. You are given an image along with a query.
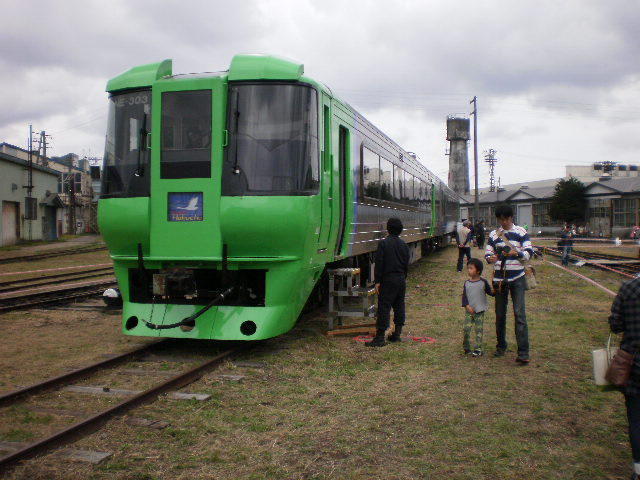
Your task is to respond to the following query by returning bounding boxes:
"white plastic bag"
[592,334,617,386]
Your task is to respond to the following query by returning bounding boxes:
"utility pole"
[39,131,50,166]
[26,125,34,241]
[470,96,479,222]
[67,160,76,236]
[484,148,498,192]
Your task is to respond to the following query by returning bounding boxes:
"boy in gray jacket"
[461,258,495,356]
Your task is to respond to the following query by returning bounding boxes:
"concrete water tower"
[446,116,470,194]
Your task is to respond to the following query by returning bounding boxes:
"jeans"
[494,275,529,359]
[626,394,640,462]
[561,246,572,266]
[377,275,406,331]
[457,247,471,272]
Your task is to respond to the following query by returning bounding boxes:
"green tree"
[548,177,587,224]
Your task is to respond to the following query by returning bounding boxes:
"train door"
[430,183,437,236]
[317,93,332,252]
[335,126,349,256]
[150,81,221,260]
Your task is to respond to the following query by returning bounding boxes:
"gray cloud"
[0,0,639,184]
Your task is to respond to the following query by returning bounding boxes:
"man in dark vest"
[367,218,410,347]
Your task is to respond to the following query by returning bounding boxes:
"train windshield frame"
[101,89,151,198]
[222,82,319,196]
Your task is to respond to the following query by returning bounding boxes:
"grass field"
[1,245,632,479]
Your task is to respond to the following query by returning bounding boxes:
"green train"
[98,54,459,340]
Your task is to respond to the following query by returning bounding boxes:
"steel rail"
[0,347,241,473]
[572,249,639,262]
[0,268,114,294]
[0,279,116,300]
[0,246,108,265]
[539,246,637,279]
[0,282,117,313]
[0,341,165,407]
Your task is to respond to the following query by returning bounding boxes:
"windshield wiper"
[135,113,148,177]
[232,92,241,175]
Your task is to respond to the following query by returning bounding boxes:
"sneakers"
[493,349,506,357]
[472,350,483,357]
[463,349,472,355]
[515,357,530,365]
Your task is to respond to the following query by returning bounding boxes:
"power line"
[50,113,106,135]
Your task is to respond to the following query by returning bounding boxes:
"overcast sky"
[1,0,639,188]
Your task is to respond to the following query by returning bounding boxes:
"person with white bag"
[609,276,640,479]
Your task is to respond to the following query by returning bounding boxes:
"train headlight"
[103,288,122,308]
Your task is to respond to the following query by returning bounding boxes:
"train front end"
[98,56,326,340]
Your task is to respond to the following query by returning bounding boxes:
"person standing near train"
[485,205,535,364]
[456,220,473,272]
[366,218,410,347]
[475,220,486,250]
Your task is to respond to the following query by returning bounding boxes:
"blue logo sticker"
[168,192,203,222]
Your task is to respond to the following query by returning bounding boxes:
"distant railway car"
[98,55,460,340]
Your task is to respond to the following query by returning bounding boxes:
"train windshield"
[222,83,319,196]
[101,90,151,198]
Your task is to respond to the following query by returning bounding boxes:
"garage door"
[2,201,19,246]
[517,204,532,229]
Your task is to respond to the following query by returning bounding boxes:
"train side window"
[421,180,429,209]
[379,157,393,201]
[323,105,331,173]
[362,146,380,199]
[161,90,212,179]
[393,165,404,203]
[405,174,415,205]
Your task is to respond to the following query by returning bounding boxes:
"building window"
[532,203,561,227]
[478,206,490,223]
[588,198,610,219]
[613,198,636,227]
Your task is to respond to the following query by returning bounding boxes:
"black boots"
[387,325,403,342]
[365,330,387,347]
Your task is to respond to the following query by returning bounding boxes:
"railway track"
[0,278,117,313]
[0,266,114,294]
[540,246,640,278]
[0,341,243,473]
[0,245,108,265]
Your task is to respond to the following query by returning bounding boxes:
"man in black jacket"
[366,218,410,347]
[609,276,640,479]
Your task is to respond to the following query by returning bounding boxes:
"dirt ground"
[0,234,104,260]
[0,246,633,479]
[0,250,112,284]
